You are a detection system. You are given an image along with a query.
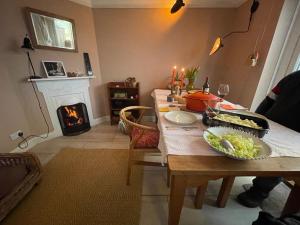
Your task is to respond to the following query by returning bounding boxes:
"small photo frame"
[42,61,66,77]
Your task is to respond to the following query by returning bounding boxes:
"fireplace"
[57,103,91,136]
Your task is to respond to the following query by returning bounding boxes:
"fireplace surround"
[32,77,96,137]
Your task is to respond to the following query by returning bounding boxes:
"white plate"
[203,127,272,160]
[164,111,197,125]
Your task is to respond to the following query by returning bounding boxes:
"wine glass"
[217,84,229,111]
[218,84,229,99]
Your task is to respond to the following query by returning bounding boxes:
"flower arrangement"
[185,67,199,91]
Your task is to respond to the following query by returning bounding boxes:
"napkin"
[220,104,236,110]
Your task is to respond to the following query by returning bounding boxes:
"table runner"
[152,89,300,162]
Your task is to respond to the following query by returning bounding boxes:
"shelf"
[28,76,95,82]
[110,98,138,101]
[111,106,140,110]
[107,81,140,125]
[109,86,138,89]
[107,82,139,89]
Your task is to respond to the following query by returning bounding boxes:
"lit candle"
[172,65,177,84]
[173,65,177,73]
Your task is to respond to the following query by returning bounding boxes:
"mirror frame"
[25,7,78,52]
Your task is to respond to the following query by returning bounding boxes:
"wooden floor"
[28,122,288,225]
[30,122,130,165]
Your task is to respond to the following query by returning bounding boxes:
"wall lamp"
[209,0,259,56]
[21,34,42,79]
[171,0,185,14]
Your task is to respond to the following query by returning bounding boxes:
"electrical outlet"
[10,130,23,141]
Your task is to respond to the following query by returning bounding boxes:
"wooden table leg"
[168,175,187,225]
[216,176,235,208]
[167,166,171,188]
[282,182,300,216]
[194,182,208,209]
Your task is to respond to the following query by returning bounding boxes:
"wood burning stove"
[57,103,91,136]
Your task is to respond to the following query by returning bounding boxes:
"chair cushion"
[131,127,160,148]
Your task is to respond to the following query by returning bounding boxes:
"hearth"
[57,103,91,136]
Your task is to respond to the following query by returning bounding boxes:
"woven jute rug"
[2,149,143,225]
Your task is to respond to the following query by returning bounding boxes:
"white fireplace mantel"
[32,77,96,137]
[28,76,95,82]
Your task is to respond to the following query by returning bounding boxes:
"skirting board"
[10,115,110,153]
[90,115,110,126]
[11,131,58,153]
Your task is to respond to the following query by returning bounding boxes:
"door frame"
[251,0,300,111]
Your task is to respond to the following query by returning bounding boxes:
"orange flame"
[65,106,79,119]
[64,106,83,127]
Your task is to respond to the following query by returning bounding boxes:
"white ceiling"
[69,0,248,8]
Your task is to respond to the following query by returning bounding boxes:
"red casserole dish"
[184,91,219,112]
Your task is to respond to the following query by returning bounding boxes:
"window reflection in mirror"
[26,8,77,52]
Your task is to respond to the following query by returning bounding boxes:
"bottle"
[202,77,210,94]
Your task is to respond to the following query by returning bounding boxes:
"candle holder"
[168,66,185,95]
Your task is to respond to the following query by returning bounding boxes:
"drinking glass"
[217,84,229,111]
[218,84,230,99]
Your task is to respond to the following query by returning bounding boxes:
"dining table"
[152,89,300,225]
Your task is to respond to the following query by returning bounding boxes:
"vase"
[186,79,195,92]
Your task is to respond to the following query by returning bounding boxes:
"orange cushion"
[131,127,160,148]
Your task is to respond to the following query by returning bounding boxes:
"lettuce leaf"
[207,133,261,159]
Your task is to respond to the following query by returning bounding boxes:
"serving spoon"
[205,129,235,153]
[203,101,218,116]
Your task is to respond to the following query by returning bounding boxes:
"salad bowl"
[203,127,272,160]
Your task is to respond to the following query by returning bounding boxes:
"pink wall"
[0,0,104,152]
[92,8,235,108]
[92,1,283,110]
[210,0,284,107]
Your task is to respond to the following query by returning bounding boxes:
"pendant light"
[171,0,185,14]
[209,0,259,56]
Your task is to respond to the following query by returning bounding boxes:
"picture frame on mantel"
[25,7,78,52]
[42,61,67,78]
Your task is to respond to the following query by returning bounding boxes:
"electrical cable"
[27,52,36,76]
[222,0,259,39]
[17,79,50,149]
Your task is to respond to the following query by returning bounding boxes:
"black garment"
[254,71,300,194]
[251,177,283,198]
[237,177,283,208]
[239,71,300,206]
[258,70,300,132]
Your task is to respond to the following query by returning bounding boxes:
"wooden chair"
[120,106,166,185]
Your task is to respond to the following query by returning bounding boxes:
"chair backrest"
[120,106,157,132]
[120,106,158,149]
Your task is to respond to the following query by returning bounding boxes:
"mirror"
[26,8,77,52]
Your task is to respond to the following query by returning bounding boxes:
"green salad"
[207,133,261,159]
[214,114,262,129]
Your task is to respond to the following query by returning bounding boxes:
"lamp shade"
[21,34,34,50]
[171,0,185,14]
[209,37,223,56]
